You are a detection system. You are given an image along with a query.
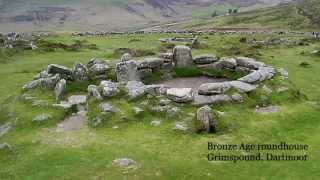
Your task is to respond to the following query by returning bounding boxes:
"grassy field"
[0,33,320,179]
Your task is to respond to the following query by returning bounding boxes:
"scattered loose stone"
[166,88,193,103]
[113,158,138,169]
[159,99,171,106]
[196,106,217,133]
[255,106,281,114]
[99,103,116,113]
[231,93,244,102]
[53,101,73,110]
[33,114,52,122]
[54,79,66,100]
[277,87,290,93]
[278,68,289,79]
[262,85,273,94]
[174,122,188,131]
[0,143,11,151]
[133,107,144,115]
[0,123,11,137]
[151,120,162,126]
[87,85,103,100]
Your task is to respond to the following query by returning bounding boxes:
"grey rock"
[53,101,73,110]
[54,79,66,100]
[88,85,102,100]
[133,107,144,115]
[138,68,153,79]
[262,85,273,94]
[198,82,232,95]
[193,94,232,105]
[100,81,119,97]
[23,74,61,90]
[68,95,87,105]
[73,63,88,81]
[255,106,281,114]
[33,114,52,122]
[99,103,116,113]
[166,88,194,103]
[159,99,171,106]
[151,120,161,126]
[145,84,169,96]
[116,60,140,83]
[47,64,73,80]
[0,143,11,151]
[87,58,110,79]
[126,81,146,98]
[231,93,243,102]
[216,57,237,69]
[173,45,193,67]
[228,81,257,93]
[196,106,217,133]
[137,58,164,70]
[278,68,289,79]
[174,122,188,131]
[236,57,265,70]
[113,158,138,168]
[121,53,132,62]
[239,66,275,84]
[158,53,173,61]
[0,123,11,137]
[193,54,219,65]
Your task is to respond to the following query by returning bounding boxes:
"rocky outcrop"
[196,106,217,133]
[173,45,193,67]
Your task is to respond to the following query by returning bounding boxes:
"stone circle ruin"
[22,43,277,133]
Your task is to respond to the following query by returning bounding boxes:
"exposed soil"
[57,111,87,132]
[157,76,229,90]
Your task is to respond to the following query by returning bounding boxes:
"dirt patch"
[57,111,87,132]
[255,106,281,114]
[157,76,229,90]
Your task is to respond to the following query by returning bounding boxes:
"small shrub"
[299,62,311,67]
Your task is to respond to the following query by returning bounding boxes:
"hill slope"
[0,0,292,32]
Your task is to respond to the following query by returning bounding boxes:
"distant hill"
[158,2,319,31]
[0,0,293,32]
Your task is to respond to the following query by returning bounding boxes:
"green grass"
[0,33,320,179]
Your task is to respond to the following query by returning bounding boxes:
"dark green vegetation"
[0,33,320,179]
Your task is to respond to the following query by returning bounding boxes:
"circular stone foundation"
[156,76,230,90]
